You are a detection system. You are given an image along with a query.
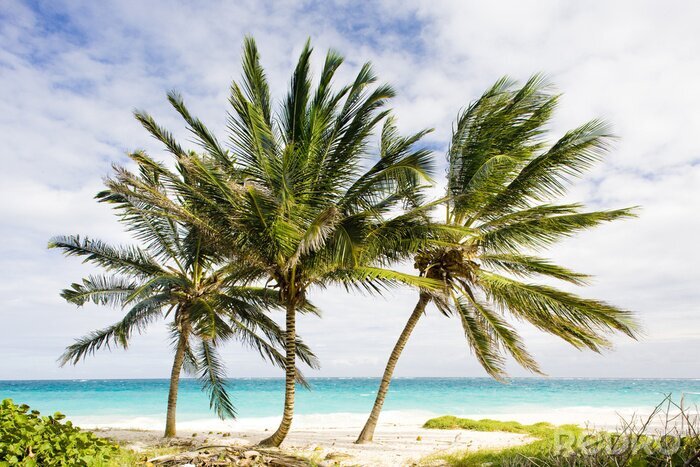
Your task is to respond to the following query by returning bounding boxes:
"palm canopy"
[49,153,319,421]
[355,75,639,444]
[423,75,639,379]
[100,37,444,445]
[104,37,444,308]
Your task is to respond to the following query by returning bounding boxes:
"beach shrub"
[423,416,558,438]
[422,397,700,466]
[0,399,119,466]
[422,415,582,466]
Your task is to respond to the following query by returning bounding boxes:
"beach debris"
[418,460,449,467]
[243,449,260,459]
[324,452,352,461]
[145,445,312,466]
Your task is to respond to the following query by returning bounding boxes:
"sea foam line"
[72,406,659,432]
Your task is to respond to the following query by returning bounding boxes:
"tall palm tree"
[356,76,640,443]
[103,37,443,446]
[49,150,318,438]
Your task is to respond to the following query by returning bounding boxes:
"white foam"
[71,406,666,432]
[74,409,438,432]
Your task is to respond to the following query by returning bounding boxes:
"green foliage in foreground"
[422,415,700,466]
[107,446,182,466]
[0,399,119,466]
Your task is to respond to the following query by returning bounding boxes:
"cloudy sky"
[1,0,698,380]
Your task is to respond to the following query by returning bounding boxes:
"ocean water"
[1,378,699,430]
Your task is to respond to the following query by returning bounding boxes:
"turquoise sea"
[2,378,699,428]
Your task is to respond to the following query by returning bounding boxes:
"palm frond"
[477,208,637,252]
[48,235,162,277]
[452,294,507,379]
[167,91,232,167]
[458,288,542,375]
[196,340,236,419]
[182,338,200,376]
[327,266,443,295]
[228,317,316,388]
[486,119,615,215]
[133,110,187,158]
[448,74,557,222]
[476,271,639,350]
[58,294,168,365]
[479,254,590,285]
[60,275,140,307]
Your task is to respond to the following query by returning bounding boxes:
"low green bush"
[423,415,562,438]
[423,415,582,466]
[422,400,700,467]
[0,399,119,466]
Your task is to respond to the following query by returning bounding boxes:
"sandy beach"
[84,405,674,465]
[92,417,532,466]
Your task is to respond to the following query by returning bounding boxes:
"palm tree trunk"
[355,292,430,444]
[259,302,297,446]
[164,329,188,438]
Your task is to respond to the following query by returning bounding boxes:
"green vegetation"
[108,445,182,466]
[356,76,639,443]
[423,415,582,466]
[423,415,564,439]
[422,406,700,466]
[0,399,119,466]
[0,399,249,467]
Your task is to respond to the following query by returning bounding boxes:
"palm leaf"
[197,340,236,419]
[59,294,168,365]
[48,235,162,277]
[60,275,140,307]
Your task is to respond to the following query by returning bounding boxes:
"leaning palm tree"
[102,37,443,446]
[49,151,318,438]
[356,75,640,443]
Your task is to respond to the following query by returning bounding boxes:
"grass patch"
[421,415,582,466]
[421,400,700,466]
[107,446,183,466]
[423,415,564,439]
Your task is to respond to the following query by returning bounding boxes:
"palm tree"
[355,75,640,443]
[102,37,443,447]
[49,150,318,438]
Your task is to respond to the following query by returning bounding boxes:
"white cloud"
[0,0,698,379]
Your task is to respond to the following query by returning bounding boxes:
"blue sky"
[1,0,699,380]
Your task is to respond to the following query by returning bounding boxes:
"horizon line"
[2,376,698,383]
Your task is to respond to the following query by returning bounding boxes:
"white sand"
[92,414,531,466]
[86,407,666,465]
[259,425,529,466]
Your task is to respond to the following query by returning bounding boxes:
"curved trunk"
[259,302,297,446]
[164,328,189,438]
[356,292,430,444]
